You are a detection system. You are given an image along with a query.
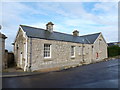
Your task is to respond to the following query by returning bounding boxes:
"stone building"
[14,22,108,72]
[0,32,7,69]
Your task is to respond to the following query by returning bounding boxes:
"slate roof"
[20,25,101,44]
[107,42,120,46]
[107,43,115,46]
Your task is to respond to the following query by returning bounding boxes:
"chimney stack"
[73,30,79,36]
[46,22,54,32]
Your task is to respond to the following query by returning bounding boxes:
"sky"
[1,1,118,51]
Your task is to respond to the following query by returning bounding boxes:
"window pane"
[71,46,75,56]
[44,44,51,58]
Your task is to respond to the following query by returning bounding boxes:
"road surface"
[2,59,119,88]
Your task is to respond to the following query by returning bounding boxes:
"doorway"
[20,52,22,68]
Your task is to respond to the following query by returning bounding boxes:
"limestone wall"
[0,37,3,69]
[0,33,6,69]
[28,38,93,71]
[14,30,108,72]
[92,34,108,62]
[14,29,27,69]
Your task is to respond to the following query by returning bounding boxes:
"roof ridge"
[20,24,81,37]
[20,24,101,44]
[20,24,45,30]
[80,32,101,37]
[54,31,80,37]
[20,24,100,38]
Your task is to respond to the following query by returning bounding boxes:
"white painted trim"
[24,36,28,71]
[44,44,52,59]
[13,28,20,44]
[93,32,108,47]
[93,32,101,44]
[19,26,28,71]
[14,25,28,71]
[20,52,22,67]
[50,44,52,58]
[100,33,108,47]
[44,57,51,59]
[71,46,75,57]
[14,26,23,43]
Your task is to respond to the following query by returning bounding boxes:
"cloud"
[1,2,118,51]
[1,2,33,51]
[29,22,46,29]
[2,0,119,2]
[1,2,50,51]
[63,2,118,42]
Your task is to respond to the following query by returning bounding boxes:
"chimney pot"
[46,22,54,32]
[73,30,79,36]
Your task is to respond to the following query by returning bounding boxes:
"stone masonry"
[27,35,107,71]
[14,23,108,72]
[0,33,7,70]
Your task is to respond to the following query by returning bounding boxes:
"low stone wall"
[33,55,120,72]
[4,50,8,68]
[104,55,120,61]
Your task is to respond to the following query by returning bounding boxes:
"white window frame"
[71,46,75,57]
[44,44,51,58]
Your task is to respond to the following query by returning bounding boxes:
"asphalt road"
[2,59,119,88]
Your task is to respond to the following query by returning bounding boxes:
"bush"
[107,45,120,57]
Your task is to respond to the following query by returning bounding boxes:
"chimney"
[73,30,79,36]
[46,22,54,32]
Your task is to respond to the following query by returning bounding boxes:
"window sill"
[44,58,52,62]
[71,56,75,59]
[44,57,51,59]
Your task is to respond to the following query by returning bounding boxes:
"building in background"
[107,42,120,47]
[13,22,108,72]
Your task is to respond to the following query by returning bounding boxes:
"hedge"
[107,45,120,57]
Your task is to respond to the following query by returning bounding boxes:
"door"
[23,43,27,71]
[20,52,22,68]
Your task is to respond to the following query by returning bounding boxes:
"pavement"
[2,67,47,78]
[2,59,119,88]
[2,72,43,78]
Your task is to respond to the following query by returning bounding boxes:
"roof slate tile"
[20,25,100,44]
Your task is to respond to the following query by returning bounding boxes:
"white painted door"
[24,43,27,71]
[20,52,22,68]
[23,43,27,71]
